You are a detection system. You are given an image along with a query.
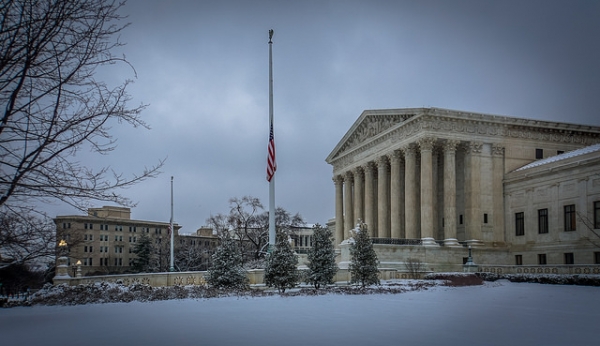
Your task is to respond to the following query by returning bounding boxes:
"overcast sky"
[49,0,600,233]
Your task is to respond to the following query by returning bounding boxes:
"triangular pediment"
[326,109,418,163]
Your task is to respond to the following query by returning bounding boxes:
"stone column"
[377,156,390,238]
[364,162,376,237]
[344,171,354,240]
[403,144,418,239]
[465,141,483,245]
[419,137,438,246]
[389,150,403,239]
[353,166,364,225]
[443,140,460,246]
[334,175,344,245]
[491,144,505,243]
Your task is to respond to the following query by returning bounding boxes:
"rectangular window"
[459,215,463,225]
[483,213,488,224]
[564,253,574,265]
[564,204,576,231]
[515,212,525,236]
[515,255,523,266]
[595,252,600,264]
[538,254,547,265]
[89,235,93,241]
[557,150,564,155]
[535,148,543,159]
[594,201,600,229]
[538,209,548,234]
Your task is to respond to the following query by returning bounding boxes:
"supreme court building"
[327,108,600,271]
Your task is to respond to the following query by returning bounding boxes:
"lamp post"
[55,240,70,278]
[463,245,478,272]
[76,260,82,278]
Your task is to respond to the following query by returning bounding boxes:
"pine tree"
[306,224,338,289]
[206,238,249,289]
[349,222,380,287]
[264,232,299,293]
[132,233,154,273]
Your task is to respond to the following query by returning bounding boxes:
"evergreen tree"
[264,232,299,293]
[132,233,154,273]
[306,224,338,289]
[206,238,248,289]
[349,222,380,287]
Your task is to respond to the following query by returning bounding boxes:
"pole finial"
[268,29,274,43]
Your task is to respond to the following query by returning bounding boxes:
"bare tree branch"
[0,0,164,211]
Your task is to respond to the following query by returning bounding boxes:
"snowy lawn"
[1,280,598,346]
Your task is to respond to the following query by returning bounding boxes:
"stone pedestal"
[421,237,439,247]
[54,256,71,278]
[443,238,461,247]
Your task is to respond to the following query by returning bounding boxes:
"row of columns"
[333,138,502,246]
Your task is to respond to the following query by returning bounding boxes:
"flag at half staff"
[266,121,276,182]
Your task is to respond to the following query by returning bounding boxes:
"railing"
[371,238,423,246]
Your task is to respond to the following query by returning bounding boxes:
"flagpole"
[169,176,175,271]
[268,29,276,251]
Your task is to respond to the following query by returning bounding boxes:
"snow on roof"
[514,143,600,172]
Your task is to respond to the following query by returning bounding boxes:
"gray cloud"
[48,0,600,233]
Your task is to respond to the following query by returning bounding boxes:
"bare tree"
[0,0,163,211]
[0,211,56,268]
[404,258,424,279]
[206,196,305,264]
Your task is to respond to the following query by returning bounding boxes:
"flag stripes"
[267,122,276,182]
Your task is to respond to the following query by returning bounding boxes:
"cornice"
[329,108,600,173]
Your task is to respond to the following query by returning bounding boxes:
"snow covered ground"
[1,280,598,346]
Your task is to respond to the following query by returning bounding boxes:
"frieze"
[339,113,414,154]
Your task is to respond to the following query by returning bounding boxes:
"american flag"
[266,121,276,182]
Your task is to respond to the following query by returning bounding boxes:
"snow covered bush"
[349,222,380,287]
[306,224,338,289]
[206,238,249,289]
[264,232,299,293]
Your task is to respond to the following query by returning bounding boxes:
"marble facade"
[327,108,600,267]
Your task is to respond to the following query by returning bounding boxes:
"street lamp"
[55,240,70,278]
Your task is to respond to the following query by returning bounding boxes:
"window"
[89,235,93,241]
[594,201,600,229]
[515,255,523,266]
[595,252,600,264]
[538,209,548,234]
[564,253,574,265]
[515,212,525,236]
[557,150,564,155]
[483,213,488,224]
[564,204,576,231]
[535,148,543,159]
[538,254,547,265]
[459,215,463,225]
